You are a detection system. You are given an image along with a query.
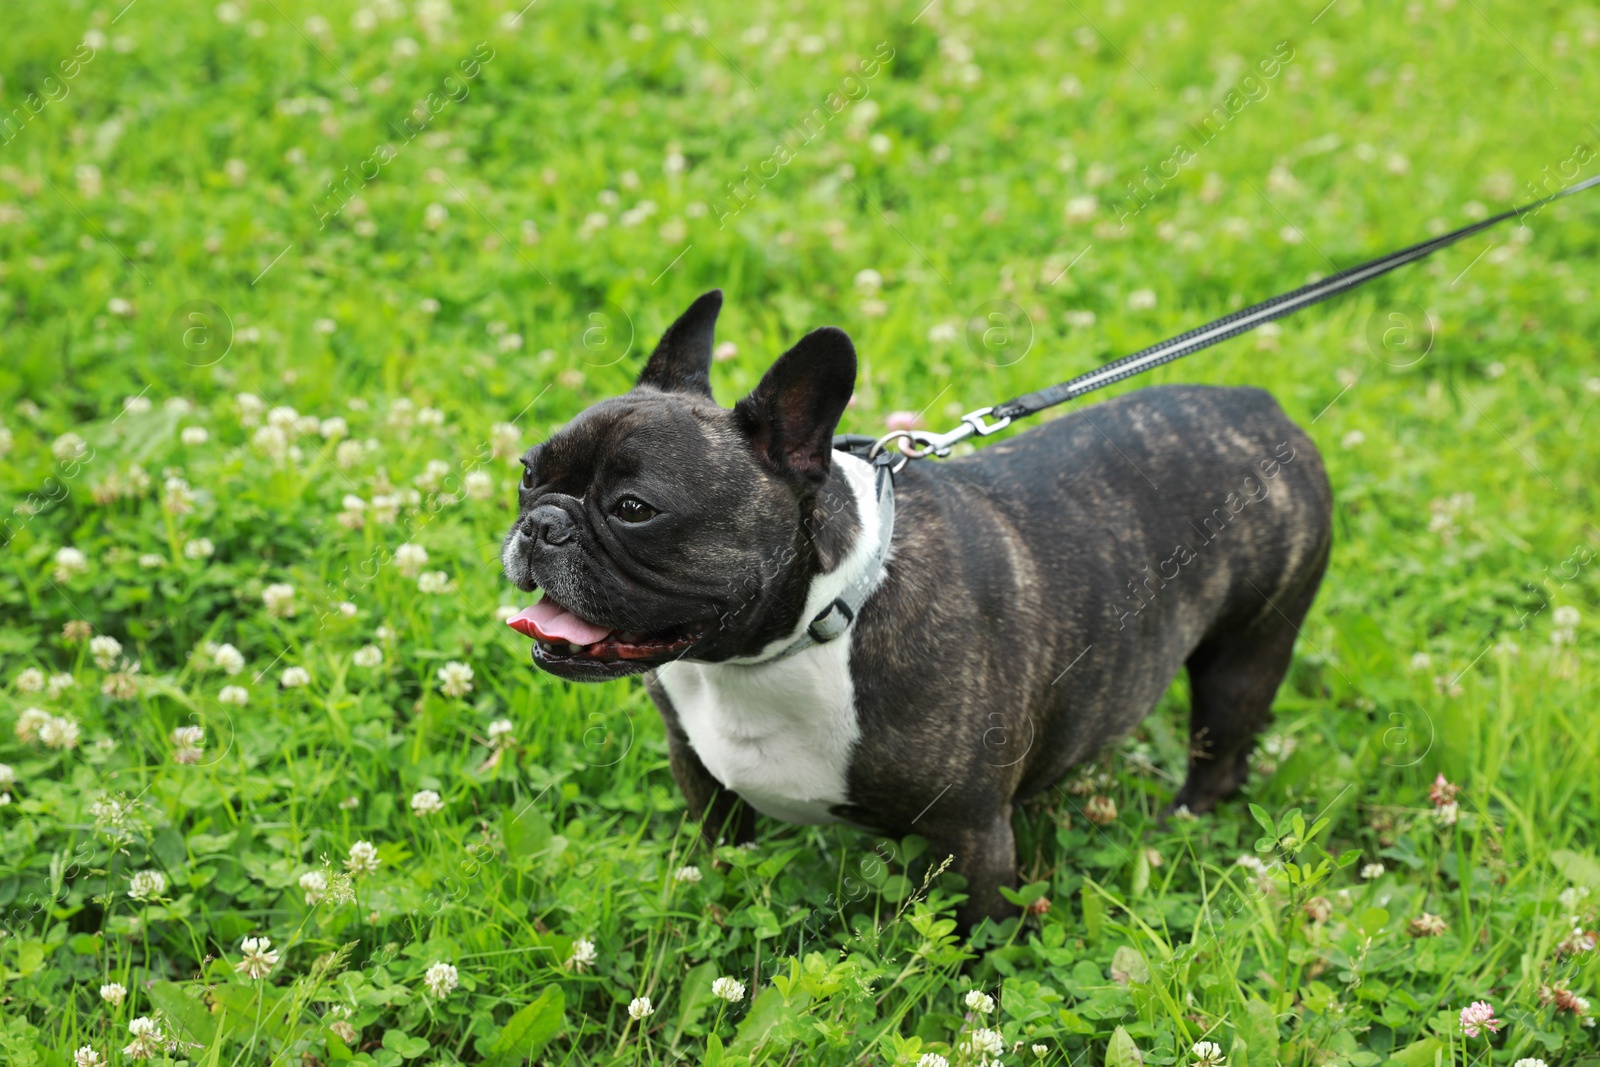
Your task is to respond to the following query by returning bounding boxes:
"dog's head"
[501,290,861,680]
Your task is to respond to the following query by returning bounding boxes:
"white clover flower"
[712,976,746,1002]
[370,493,400,523]
[394,542,429,577]
[488,718,514,746]
[300,869,329,904]
[1559,886,1591,912]
[340,795,360,810]
[1553,606,1581,628]
[346,840,381,875]
[180,426,209,445]
[281,666,310,688]
[627,996,654,1020]
[1064,194,1097,222]
[464,470,493,499]
[138,553,165,569]
[253,424,289,462]
[490,422,521,459]
[352,645,383,668]
[53,546,89,581]
[424,960,459,998]
[1459,1000,1501,1038]
[320,416,348,439]
[418,407,445,427]
[128,869,166,901]
[1361,862,1385,880]
[16,707,50,744]
[41,715,81,750]
[100,981,127,1005]
[267,405,299,428]
[1514,1059,1551,1067]
[91,636,123,669]
[964,1028,1005,1059]
[1192,1040,1226,1067]
[853,268,883,292]
[411,460,454,494]
[48,672,75,695]
[1032,1045,1048,1059]
[1434,801,1459,826]
[917,1055,949,1067]
[162,477,196,514]
[417,570,454,594]
[410,790,444,816]
[236,936,279,979]
[437,661,473,697]
[1127,288,1157,310]
[262,582,296,617]
[673,865,703,885]
[184,537,215,560]
[74,1048,101,1067]
[295,414,321,436]
[122,1017,164,1060]
[209,643,245,675]
[52,432,89,463]
[336,440,364,468]
[15,667,45,692]
[965,989,995,1014]
[0,764,13,789]
[338,601,358,617]
[566,937,598,971]
[1409,651,1432,671]
[235,392,265,425]
[219,685,249,705]
[172,725,205,764]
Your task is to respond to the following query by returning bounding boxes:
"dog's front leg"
[648,677,754,847]
[666,722,754,847]
[923,806,1020,932]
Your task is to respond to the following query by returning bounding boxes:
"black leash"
[849,171,1600,466]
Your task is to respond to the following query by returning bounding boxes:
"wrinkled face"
[501,394,807,680]
[500,290,859,682]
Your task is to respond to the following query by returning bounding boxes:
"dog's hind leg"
[1170,547,1328,815]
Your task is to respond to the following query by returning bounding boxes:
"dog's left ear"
[635,289,722,397]
[733,327,857,484]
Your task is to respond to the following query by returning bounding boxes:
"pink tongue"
[506,596,614,645]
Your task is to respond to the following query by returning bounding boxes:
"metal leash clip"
[868,406,1013,471]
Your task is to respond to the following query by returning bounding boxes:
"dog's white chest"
[656,641,859,825]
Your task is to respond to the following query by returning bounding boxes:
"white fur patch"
[655,453,886,824]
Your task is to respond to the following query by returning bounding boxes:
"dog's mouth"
[506,594,705,668]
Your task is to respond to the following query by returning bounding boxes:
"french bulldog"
[501,290,1333,928]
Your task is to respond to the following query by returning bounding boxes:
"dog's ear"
[635,289,722,397]
[733,327,857,484]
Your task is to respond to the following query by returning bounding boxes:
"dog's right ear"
[733,326,857,485]
[635,289,722,398]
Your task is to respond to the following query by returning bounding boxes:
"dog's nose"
[530,504,575,546]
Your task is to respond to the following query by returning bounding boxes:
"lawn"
[2,0,1599,1064]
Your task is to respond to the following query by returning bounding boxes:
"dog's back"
[841,385,1331,920]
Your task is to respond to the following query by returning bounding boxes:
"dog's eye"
[520,464,534,490]
[612,496,658,523]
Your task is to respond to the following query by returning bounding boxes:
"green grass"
[3,0,1600,1063]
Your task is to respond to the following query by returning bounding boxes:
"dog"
[502,290,1333,928]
